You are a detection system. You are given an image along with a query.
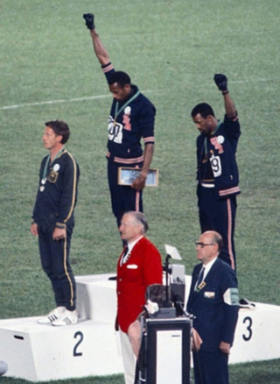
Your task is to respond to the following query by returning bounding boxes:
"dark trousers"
[193,350,229,384]
[197,185,237,270]
[38,224,76,310]
[107,159,143,227]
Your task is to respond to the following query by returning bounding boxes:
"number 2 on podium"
[73,331,84,356]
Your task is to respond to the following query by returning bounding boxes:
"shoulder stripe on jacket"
[64,151,77,223]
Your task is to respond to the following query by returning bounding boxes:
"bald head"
[204,231,223,252]
[196,231,223,264]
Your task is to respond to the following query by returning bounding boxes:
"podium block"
[230,302,280,363]
[0,273,123,382]
[1,273,280,382]
[0,316,123,382]
[75,273,117,322]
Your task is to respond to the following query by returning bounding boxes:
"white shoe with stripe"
[37,306,66,325]
[51,309,78,326]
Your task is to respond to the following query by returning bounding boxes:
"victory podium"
[1,270,280,382]
[0,273,123,382]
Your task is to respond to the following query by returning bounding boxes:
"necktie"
[195,266,205,291]
[120,246,129,266]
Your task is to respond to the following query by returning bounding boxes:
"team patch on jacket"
[53,163,60,172]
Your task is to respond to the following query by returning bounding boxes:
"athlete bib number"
[210,154,222,177]
[108,117,123,144]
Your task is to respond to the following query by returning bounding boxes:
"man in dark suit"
[187,231,239,384]
[116,211,162,384]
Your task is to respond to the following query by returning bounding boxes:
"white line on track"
[0,94,112,111]
[0,90,157,111]
[230,79,277,84]
[1,78,277,111]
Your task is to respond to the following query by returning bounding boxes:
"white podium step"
[76,273,117,322]
[230,301,280,364]
[1,273,280,382]
[0,273,123,382]
[0,317,123,382]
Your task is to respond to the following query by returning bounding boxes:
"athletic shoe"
[52,309,78,326]
[37,306,66,324]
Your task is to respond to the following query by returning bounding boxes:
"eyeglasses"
[195,241,214,248]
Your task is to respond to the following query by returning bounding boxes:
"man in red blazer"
[116,211,163,384]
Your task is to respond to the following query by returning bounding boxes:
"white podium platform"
[230,301,280,363]
[76,273,117,322]
[0,273,280,382]
[0,317,122,382]
[0,273,123,382]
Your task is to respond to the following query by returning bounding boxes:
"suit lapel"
[204,258,219,284]
[190,259,220,303]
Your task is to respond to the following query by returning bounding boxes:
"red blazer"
[116,237,162,332]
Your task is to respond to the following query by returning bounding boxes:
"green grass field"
[1,0,280,383]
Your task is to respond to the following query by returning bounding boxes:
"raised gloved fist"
[83,13,95,30]
[214,73,228,92]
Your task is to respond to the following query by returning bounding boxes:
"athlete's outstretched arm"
[214,74,237,119]
[222,92,237,120]
[83,13,111,66]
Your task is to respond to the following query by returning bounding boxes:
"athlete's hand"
[131,174,146,191]
[219,341,231,354]
[83,13,95,30]
[52,227,66,241]
[214,73,228,92]
[30,222,38,236]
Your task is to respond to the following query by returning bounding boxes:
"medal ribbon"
[203,121,222,156]
[114,90,140,121]
[41,147,65,181]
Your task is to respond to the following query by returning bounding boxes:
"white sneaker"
[52,309,78,326]
[37,306,66,325]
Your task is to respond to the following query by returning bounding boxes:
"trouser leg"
[39,226,76,310]
[198,186,237,269]
[120,330,137,384]
[107,160,143,227]
[194,350,229,384]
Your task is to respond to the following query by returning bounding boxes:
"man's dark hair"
[191,103,215,119]
[45,120,70,144]
[108,71,131,87]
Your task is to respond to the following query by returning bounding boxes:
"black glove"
[214,73,228,92]
[83,13,95,30]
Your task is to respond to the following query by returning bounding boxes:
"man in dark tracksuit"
[31,120,79,326]
[83,13,156,227]
[191,74,241,270]
[187,231,239,384]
